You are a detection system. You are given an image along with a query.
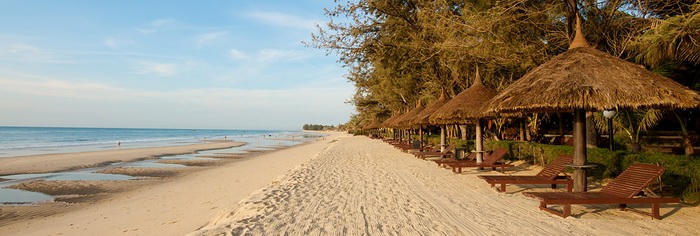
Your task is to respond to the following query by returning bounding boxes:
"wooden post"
[475,119,484,164]
[440,125,446,152]
[519,118,525,141]
[407,129,412,145]
[419,126,424,148]
[573,109,588,192]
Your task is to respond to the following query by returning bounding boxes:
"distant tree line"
[303,124,336,131]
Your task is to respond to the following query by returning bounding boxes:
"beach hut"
[391,101,423,147]
[430,68,498,163]
[409,92,450,151]
[382,112,403,140]
[395,101,425,146]
[363,119,383,138]
[486,18,700,192]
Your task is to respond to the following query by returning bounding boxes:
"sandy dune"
[193,135,700,235]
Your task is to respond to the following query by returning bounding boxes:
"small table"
[565,164,597,170]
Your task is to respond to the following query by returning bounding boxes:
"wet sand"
[0,140,244,175]
[0,131,344,235]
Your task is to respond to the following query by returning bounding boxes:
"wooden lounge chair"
[434,152,477,167]
[478,155,573,192]
[446,148,513,174]
[523,163,680,219]
[414,142,456,159]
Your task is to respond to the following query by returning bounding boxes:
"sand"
[0,132,345,235]
[192,135,700,235]
[0,141,244,175]
[2,133,699,235]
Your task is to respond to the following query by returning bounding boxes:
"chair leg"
[652,202,660,220]
[619,204,627,211]
[499,184,506,192]
[562,204,571,218]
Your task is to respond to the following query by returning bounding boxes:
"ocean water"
[0,126,321,204]
[0,126,290,158]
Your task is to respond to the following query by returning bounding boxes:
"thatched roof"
[410,92,449,126]
[487,20,700,114]
[363,119,383,130]
[396,101,425,128]
[430,68,499,124]
[388,110,412,128]
[381,112,402,128]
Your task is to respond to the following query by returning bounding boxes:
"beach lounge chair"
[478,155,573,192]
[434,152,477,167]
[523,163,680,219]
[446,148,513,174]
[414,142,456,159]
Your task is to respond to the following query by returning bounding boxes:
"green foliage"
[303,124,335,131]
[485,140,700,204]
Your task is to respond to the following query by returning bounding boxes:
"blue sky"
[0,0,354,130]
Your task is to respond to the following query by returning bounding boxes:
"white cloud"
[257,48,307,62]
[102,37,135,49]
[244,11,317,30]
[195,31,228,48]
[136,18,176,34]
[0,75,354,129]
[0,43,76,64]
[134,61,178,77]
[229,48,308,62]
[228,49,248,60]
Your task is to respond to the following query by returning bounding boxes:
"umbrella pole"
[573,109,588,192]
[475,119,483,164]
[440,125,446,152]
[419,126,424,148]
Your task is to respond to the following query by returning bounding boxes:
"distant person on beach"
[117,141,121,149]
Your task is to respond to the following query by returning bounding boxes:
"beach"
[194,135,700,235]
[2,133,699,235]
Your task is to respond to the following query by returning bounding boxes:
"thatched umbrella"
[396,101,425,146]
[397,101,425,128]
[365,119,382,129]
[487,18,700,192]
[364,119,383,137]
[430,68,498,163]
[382,112,403,140]
[409,92,450,151]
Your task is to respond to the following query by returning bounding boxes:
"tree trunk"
[586,112,598,148]
[674,111,695,156]
[459,124,467,140]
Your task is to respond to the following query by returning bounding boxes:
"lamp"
[603,110,617,151]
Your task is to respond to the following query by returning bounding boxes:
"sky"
[0,0,354,130]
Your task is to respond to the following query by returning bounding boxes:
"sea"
[0,126,321,204]
[0,126,292,158]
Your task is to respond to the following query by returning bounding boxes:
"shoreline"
[0,131,347,235]
[0,140,245,175]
